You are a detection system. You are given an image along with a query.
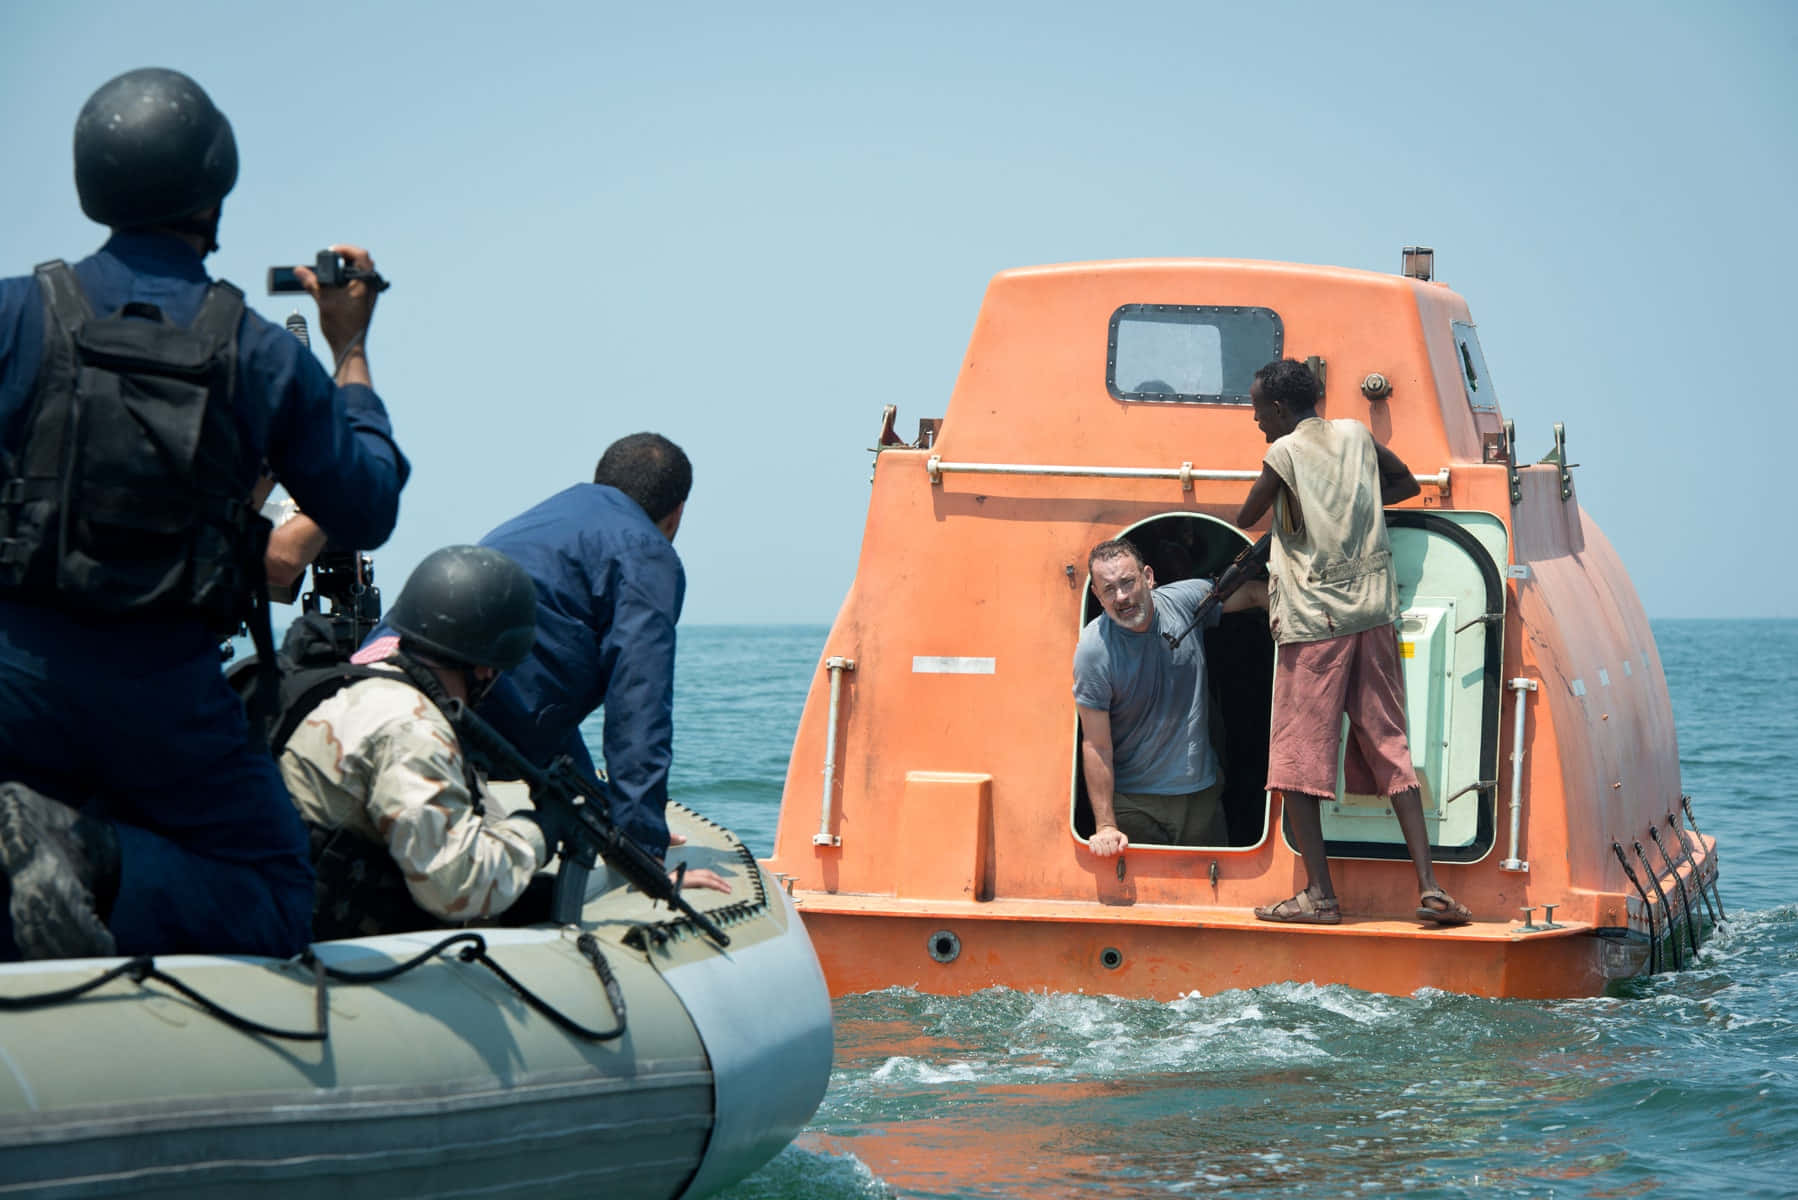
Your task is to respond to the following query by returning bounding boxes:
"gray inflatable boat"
[0,800,832,1198]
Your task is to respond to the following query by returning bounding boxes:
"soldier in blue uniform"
[479,435,689,859]
[360,434,689,859]
[0,68,409,960]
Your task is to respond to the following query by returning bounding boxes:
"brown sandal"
[1415,889,1473,926]
[1254,888,1342,925]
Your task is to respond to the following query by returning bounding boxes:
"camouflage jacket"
[279,674,548,923]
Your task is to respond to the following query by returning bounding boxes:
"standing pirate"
[1236,358,1471,926]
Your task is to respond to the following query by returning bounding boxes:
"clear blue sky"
[4,2,1793,621]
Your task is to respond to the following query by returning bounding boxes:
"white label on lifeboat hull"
[912,655,997,674]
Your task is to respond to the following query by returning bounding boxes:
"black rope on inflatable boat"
[1612,841,1659,975]
[1648,825,1702,959]
[0,955,150,1011]
[1,931,627,1043]
[146,952,331,1041]
[445,933,626,1042]
[1634,840,1683,971]
[317,932,625,1042]
[1680,795,1728,921]
[0,954,332,1040]
[1667,806,1721,927]
[315,932,487,984]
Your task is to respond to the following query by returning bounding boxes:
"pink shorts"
[1267,624,1419,799]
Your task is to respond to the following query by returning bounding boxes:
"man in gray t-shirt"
[1074,538,1266,856]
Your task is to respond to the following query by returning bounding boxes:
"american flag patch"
[352,634,400,665]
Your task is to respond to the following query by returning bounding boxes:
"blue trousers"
[0,600,312,958]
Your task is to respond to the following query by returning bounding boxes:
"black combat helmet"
[388,546,538,671]
[74,68,238,228]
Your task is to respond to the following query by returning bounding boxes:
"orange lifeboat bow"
[764,253,1719,1001]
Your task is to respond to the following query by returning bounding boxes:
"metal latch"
[1537,422,1575,501]
[1503,419,1521,504]
[1454,612,1504,634]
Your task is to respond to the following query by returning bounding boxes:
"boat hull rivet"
[928,930,961,963]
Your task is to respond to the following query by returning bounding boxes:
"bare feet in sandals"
[1254,886,1342,925]
[1416,888,1472,925]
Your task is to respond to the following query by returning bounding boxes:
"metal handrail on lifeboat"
[924,456,1452,493]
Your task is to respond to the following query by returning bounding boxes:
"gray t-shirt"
[1072,579,1221,795]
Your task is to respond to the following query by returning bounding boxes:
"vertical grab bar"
[1501,678,1537,872]
[815,656,855,846]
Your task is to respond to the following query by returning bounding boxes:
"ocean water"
[667,622,1798,1200]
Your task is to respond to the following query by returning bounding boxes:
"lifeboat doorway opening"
[1072,512,1275,851]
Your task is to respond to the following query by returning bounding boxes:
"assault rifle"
[443,698,731,948]
[1162,533,1272,650]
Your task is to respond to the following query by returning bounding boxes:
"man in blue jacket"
[0,68,409,960]
[474,434,689,859]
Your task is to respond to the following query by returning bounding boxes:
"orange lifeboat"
[763,251,1720,1001]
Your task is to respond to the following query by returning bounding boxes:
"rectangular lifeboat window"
[1107,305,1284,405]
[1451,321,1500,413]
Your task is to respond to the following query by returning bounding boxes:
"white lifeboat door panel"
[1311,512,1507,862]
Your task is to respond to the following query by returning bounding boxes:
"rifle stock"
[443,698,731,947]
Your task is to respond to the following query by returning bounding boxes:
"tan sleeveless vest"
[1263,418,1399,645]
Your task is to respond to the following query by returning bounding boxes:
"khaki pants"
[1113,781,1227,847]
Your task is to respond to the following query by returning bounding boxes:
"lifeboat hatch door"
[1314,511,1505,864]
[1071,511,1275,851]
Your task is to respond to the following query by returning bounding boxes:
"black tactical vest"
[269,617,492,941]
[0,261,268,633]
[309,821,448,942]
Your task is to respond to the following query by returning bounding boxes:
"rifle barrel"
[444,699,731,947]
